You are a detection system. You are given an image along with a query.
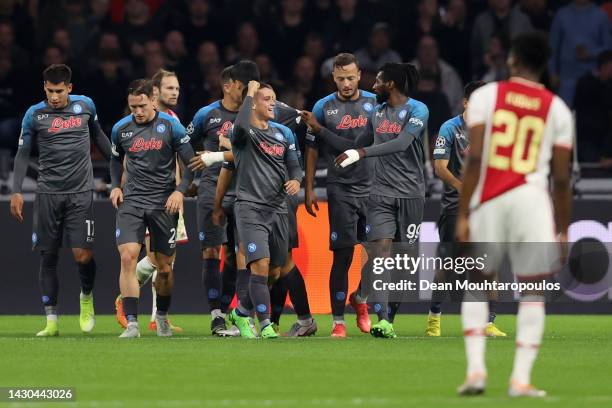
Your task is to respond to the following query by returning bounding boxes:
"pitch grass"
[0,314,611,408]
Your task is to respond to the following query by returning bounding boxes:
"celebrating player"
[300,53,376,337]
[224,81,302,339]
[426,81,507,338]
[110,79,195,338]
[336,63,429,338]
[10,64,111,337]
[456,33,573,397]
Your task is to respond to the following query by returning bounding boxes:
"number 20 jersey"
[465,78,574,209]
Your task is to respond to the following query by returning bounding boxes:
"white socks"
[511,301,545,385]
[136,256,157,285]
[461,301,489,378]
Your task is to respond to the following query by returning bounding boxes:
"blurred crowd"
[0,0,611,163]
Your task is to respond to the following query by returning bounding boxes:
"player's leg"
[269,276,287,330]
[33,193,62,336]
[426,212,453,337]
[116,204,146,338]
[282,251,317,337]
[485,286,507,337]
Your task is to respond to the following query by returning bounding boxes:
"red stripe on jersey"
[480,81,554,204]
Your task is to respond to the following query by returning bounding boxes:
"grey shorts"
[33,191,94,251]
[366,195,424,244]
[235,202,288,267]
[116,203,178,256]
[327,188,368,250]
[222,196,238,253]
[197,181,227,248]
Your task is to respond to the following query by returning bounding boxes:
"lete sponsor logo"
[128,137,163,152]
[375,119,401,134]
[336,114,368,130]
[48,116,82,133]
[259,141,285,157]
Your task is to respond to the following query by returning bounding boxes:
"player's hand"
[166,191,184,215]
[558,231,569,265]
[305,188,319,217]
[299,111,321,134]
[219,135,232,150]
[188,150,209,171]
[247,80,260,97]
[455,214,470,242]
[10,193,24,222]
[212,205,226,226]
[334,148,365,168]
[285,179,300,195]
[110,188,123,209]
[186,182,198,198]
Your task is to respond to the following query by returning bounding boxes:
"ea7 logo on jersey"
[327,109,338,115]
[408,117,424,127]
[121,131,133,139]
[209,117,222,124]
[37,114,48,121]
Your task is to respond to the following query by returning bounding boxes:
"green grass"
[0,314,611,407]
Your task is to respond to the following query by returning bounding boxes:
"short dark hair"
[597,50,612,68]
[127,79,154,98]
[464,80,486,99]
[43,64,72,84]
[151,69,177,89]
[510,32,550,75]
[230,60,260,85]
[241,82,273,100]
[220,65,233,84]
[379,63,420,96]
[333,53,359,70]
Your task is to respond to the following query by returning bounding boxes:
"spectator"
[0,21,29,72]
[519,0,554,32]
[481,33,510,82]
[180,0,225,53]
[438,0,471,82]
[549,0,612,106]
[303,32,326,68]
[182,41,219,91]
[186,62,223,119]
[307,0,334,32]
[227,22,260,63]
[574,51,612,162]
[90,0,113,28]
[324,0,370,55]
[471,0,533,78]
[42,45,67,67]
[119,0,160,60]
[255,54,285,93]
[63,0,90,59]
[164,30,188,71]
[0,57,25,153]
[267,0,309,79]
[412,35,464,115]
[142,40,166,78]
[413,69,451,145]
[400,0,443,59]
[354,23,402,75]
[281,56,321,111]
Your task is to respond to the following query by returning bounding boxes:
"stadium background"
[0,0,611,314]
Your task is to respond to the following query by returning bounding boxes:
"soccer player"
[299,53,377,338]
[426,81,507,338]
[336,63,429,338]
[456,33,572,397]
[110,79,195,338]
[114,69,188,332]
[10,64,111,337]
[224,81,302,339]
[186,62,259,335]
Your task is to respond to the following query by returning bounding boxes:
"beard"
[376,89,390,104]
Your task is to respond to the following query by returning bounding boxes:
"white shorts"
[469,184,560,280]
[145,210,189,245]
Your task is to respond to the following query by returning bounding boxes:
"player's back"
[467,78,573,209]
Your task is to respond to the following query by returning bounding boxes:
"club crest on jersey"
[274,132,284,141]
[336,114,368,130]
[399,110,407,119]
[216,121,233,138]
[363,102,373,112]
[128,137,163,152]
[72,104,83,114]
[156,123,166,133]
[376,119,401,134]
[49,116,82,133]
[259,141,285,157]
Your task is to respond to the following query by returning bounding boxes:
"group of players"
[9,31,572,397]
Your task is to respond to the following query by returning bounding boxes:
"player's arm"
[336,106,429,168]
[455,123,484,242]
[10,107,36,222]
[304,143,319,217]
[284,129,303,196]
[109,124,126,209]
[231,81,259,146]
[85,97,111,160]
[433,126,462,190]
[212,162,234,226]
